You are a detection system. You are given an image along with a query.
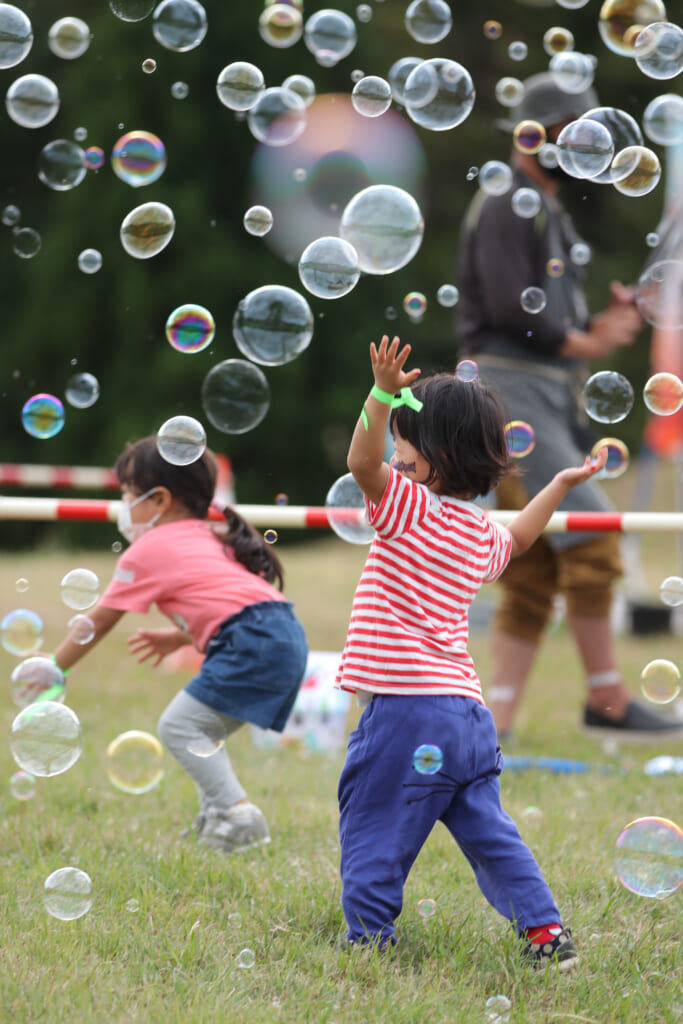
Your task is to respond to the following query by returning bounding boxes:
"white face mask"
[117,487,161,544]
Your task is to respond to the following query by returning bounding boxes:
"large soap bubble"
[201,359,271,433]
[0,3,33,69]
[549,51,595,94]
[636,259,683,330]
[298,236,360,299]
[615,816,683,898]
[351,76,392,118]
[404,0,452,44]
[325,473,374,544]
[643,94,683,146]
[388,56,423,104]
[10,657,65,709]
[598,0,666,55]
[109,0,155,20]
[10,701,82,777]
[611,145,661,197]
[120,202,175,258]
[404,59,475,131]
[61,568,100,610]
[634,22,683,80]
[1,608,43,656]
[156,415,206,465]
[340,184,424,275]
[259,4,303,48]
[583,370,634,423]
[640,659,681,704]
[643,372,683,415]
[107,730,164,794]
[38,140,87,191]
[578,107,643,185]
[556,119,614,179]
[216,62,264,111]
[304,9,357,67]
[6,73,59,128]
[233,284,313,365]
[44,867,93,920]
[247,87,307,147]
[112,130,166,187]
[48,17,91,59]
[22,394,64,438]
[152,0,207,51]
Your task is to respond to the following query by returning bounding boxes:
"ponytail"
[222,507,284,591]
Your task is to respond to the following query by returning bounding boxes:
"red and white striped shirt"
[336,466,512,702]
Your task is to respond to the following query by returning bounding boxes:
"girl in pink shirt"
[53,436,308,853]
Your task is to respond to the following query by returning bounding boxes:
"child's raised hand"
[555,446,608,489]
[370,335,421,395]
[127,627,189,667]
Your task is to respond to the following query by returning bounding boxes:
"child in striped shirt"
[337,335,607,968]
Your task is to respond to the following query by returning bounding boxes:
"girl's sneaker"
[520,924,578,971]
[199,802,271,853]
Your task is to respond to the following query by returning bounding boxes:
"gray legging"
[158,690,247,812]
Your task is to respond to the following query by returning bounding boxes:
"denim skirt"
[184,601,308,731]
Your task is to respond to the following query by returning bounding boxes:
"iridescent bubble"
[455,359,478,382]
[107,730,164,794]
[543,26,574,55]
[636,260,683,330]
[508,40,528,61]
[298,236,360,299]
[10,701,82,777]
[48,17,91,59]
[590,437,629,479]
[511,187,541,219]
[9,770,36,800]
[84,146,105,170]
[325,472,374,544]
[243,205,273,237]
[236,948,256,969]
[112,130,166,187]
[152,0,207,51]
[495,76,524,107]
[513,120,546,155]
[259,4,303,49]
[437,284,459,307]
[282,74,315,108]
[483,20,502,40]
[598,0,666,56]
[611,145,661,197]
[38,139,86,191]
[15,578,29,592]
[404,58,475,131]
[340,184,424,274]
[634,22,683,80]
[120,202,175,259]
[387,56,423,104]
[6,73,59,128]
[643,372,683,416]
[640,659,681,705]
[404,0,452,44]
[44,867,93,920]
[142,57,156,73]
[413,743,443,774]
[247,87,307,147]
[403,291,427,319]
[65,372,99,408]
[417,898,437,917]
[233,284,313,365]
[10,657,65,710]
[660,576,683,607]
[216,62,264,112]
[201,359,271,434]
[520,287,546,314]
[166,303,215,353]
[351,76,392,118]
[570,241,591,265]
[556,119,614,179]
[1,608,43,656]
[0,3,33,69]
[78,249,102,274]
[61,569,99,611]
[643,94,683,146]
[579,106,643,184]
[615,816,683,898]
[156,415,206,466]
[583,371,634,424]
[22,394,64,439]
[549,51,595,94]
[67,614,96,645]
[479,161,513,196]
[484,995,512,1023]
[504,421,535,458]
[108,0,155,21]
[2,203,20,225]
[304,8,357,67]
[171,80,189,99]
[546,257,565,277]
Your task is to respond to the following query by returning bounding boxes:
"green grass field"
[1,523,682,1023]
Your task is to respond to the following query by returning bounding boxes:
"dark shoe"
[521,925,578,972]
[583,701,683,744]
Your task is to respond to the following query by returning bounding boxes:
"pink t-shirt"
[100,519,285,651]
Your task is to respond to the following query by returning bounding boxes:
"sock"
[524,922,563,944]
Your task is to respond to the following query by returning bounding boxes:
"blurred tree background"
[0,0,673,548]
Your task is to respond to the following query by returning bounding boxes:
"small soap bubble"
[186,733,224,757]
[404,0,452,45]
[611,146,661,197]
[385,306,397,320]
[417,898,437,918]
[281,74,315,108]
[521,805,543,821]
[38,139,87,192]
[84,146,105,170]
[171,80,189,100]
[591,437,629,480]
[660,576,683,607]
[68,614,96,645]
[583,371,634,424]
[2,203,21,226]
[413,744,443,774]
[152,0,207,52]
[538,143,560,170]
[437,284,459,308]
[646,232,660,247]
[495,76,524,107]
[387,56,423,104]
[10,657,65,709]
[466,166,479,182]
[634,22,683,81]
[13,227,41,259]
[216,61,265,112]
[546,257,565,278]
[543,26,574,55]
[275,493,288,505]
[61,568,99,610]
[65,372,99,408]
[201,359,270,434]
[264,529,278,545]
[511,187,541,219]
[455,359,478,383]
[112,130,166,188]
[48,17,91,60]
[479,161,512,196]
[22,394,64,438]
[298,237,360,300]
[120,202,175,259]
[642,93,683,147]
[340,185,424,275]
[550,50,595,94]
[125,898,140,913]
[356,4,372,23]
[227,912,242,927]
[142,57,156,73]
[640,659,681,705]
[508,40,527,61]
[233,285,313,365]
[570,241,591,266]
[243,205,273,237]
[513,120,546,155]
[107,730,164,794]
[6,73,59,128]
[403,291,427,320]
[108,0,155,22]
[15,578,29,593]
[293,167,307,182]
[1,608,43,655]
[325,473,374,544]
[44,867,92,920]
[73,127,87,142]
[156,416,206,466]
[484,995,512,1023]
[166,304,215,353]
[557,119,614,179]
[78,249,103,274]
[505,421,535,458]
[643,372,683,416]
[10,701,82,777]
[236,948,256,969]
[615,816,683,898]
[259,4,303,49]
[304,8,357,65]
[247,87,307,146]
[520,287,546,314]
[112,541,123,554]
[483,20,502,40]
[351,75,392,118]
[404,58,475,132]
[10,770,36,801]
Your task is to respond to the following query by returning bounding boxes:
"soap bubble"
[171,80,189,99]
[9,770,36,800]
[615,816,683,898]
[6,73,59,128]
[556,119,614,179]
[513,120,546,155]
[233,284,313,365]
[495,76,524,107]
[166,304,215,353]
[413,743,443,774]
[520,287,546,314]
[44,867,92,920]
[404,0,452,44]
[263,529,278,545]
[643,94,683,146]
[640,659,681,705]
[504,421,535,458]
[579,106,642,184]
[106,730,164,794]
[282,74,315,107]
[187,731,224,757]
[125,898,140,912]
[511,187,541,219]
[340,185,424,275]
[643,372,683,415]
[67,614,96,645]
[590,437,629,479]
[611,146,661,197]
[404,58,475,131]
[259,4,303,49]
[351,76,392,118]
[325,473,374,544]
[243,205,273,237]
[78,249,103,274]
[403,291,427,320]
[1,608,43,656]
[455,359,478,382]
[201,359,271,433]
[236,949,256,969]
[634,22,683,80]
[660,576,683,607]
[483,20,502,40]
[543,26,574,55]
[357,4,372,22]
[120,202,175,258]
[112,130,166,187]
[570,241,591,265]
[598,0,666,56]
[247,87,307,147]
[546,257,565,277]
[156,415,206,466]
[636,260,683,330]
[388,56,423,103]
[84,146,105,170]
[216,62,264,112]
[61,568,100,610]
[12,226,42,258]
[10,657,65,710]
[38,139,87,191]
[0,3,33,69]
[298,237,360,299]
[2,203,20,225]
[484,995,512,1023]
[417,898,437,917]
[583,371,634,424]
[141,57,156,73]
[108,0,155,20]
[15,578,29,593]
[556,0,591,8]
[549,51,595,94]
[508,40,528,61]
[304,9,356,67]
[10,701,82,777]
[48,17,91,59]
[437,284,459,307]
[479,161,513,196]
[152,0,207,51]
[22,394,64,439]
[538,143,560,169]
[65,372,99,408]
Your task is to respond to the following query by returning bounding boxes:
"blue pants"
[338,695,561,945]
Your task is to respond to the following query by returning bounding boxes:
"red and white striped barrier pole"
[0,496,682,532]
[0,463,119,489]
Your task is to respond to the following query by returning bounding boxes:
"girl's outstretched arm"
[53,603,124,672]
[347,335,420,505]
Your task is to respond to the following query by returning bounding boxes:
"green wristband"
[51,654,70,678]
[370,385,395,405]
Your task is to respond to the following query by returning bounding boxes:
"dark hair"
[389,374,516,498]
[114,436,284,589]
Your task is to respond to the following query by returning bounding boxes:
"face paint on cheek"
[394,460,417,473]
